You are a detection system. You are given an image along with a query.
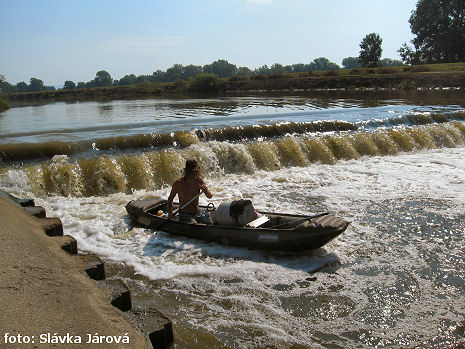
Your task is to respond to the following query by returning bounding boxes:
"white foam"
[2,146,464,348]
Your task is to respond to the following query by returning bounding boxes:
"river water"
[1,92,464,348]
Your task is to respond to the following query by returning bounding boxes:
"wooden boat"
[125,199,349,252]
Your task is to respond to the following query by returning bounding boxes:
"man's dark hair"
[183,159,200,180]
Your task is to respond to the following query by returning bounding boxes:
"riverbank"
[4,63,465,105]
[0,195,152,348]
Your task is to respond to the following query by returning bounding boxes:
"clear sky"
[1,0,418,86]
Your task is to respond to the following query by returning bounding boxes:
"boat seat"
[246,215,270,228]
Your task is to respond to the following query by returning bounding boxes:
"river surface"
[1,92,464,348]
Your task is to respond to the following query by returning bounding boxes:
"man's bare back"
[167,160,213,219]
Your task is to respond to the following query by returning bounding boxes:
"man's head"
[184,159,200,179]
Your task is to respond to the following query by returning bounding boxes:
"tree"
[16,82,28,92]
[379,58,403,67]
[269,63,285,74]
[63,80,76,90]
[93,70,112,87]
[0,75,5,93]
[290,63,311,73]
[309,57,340,71]
[203,59,237,78]
[405,0,465,63]
[236,66,253,76]
[152,70,166,82]
[359,33,383,67]
[135,75,151,84]
[398,43,422,65]
[342,57,362,69]
[117,74,137,86]
[254,65,270,75]
[165,64,185,81]
[29,77,45,91]
[183,64,203,79]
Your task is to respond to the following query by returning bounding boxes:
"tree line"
[0,75,56,93]
[62,57,343,90]
[1,55,402,93]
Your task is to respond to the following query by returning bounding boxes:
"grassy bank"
[5,63,465,105]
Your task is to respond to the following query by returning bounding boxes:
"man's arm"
[167,182,178,219]
[199,178,213,199]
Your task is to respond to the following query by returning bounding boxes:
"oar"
[269,212,329,229]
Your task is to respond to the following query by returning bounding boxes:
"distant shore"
[4,63,465,105]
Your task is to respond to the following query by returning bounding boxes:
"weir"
[0,111,464,163]
[0,121,464,198]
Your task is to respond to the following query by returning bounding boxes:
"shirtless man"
[167,159,213,222]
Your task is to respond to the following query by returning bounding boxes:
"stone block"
[85,261,106,281]
[58,235,78,255]
[23,206,46,218]
[124,307,174,349]
[18,198,35,207]
[39,217,64,236]
[79,253,106,281]
[100,279,132,312]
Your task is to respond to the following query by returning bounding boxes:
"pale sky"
[1,0,417,86]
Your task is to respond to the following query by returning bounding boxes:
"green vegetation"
[0,95,10,112]
[1,56,402,94]
[4,62,465,105]
[359,33,383,68]
[0,75,10,111]
[189,74,221,92]
[0,77,55,94]
[2,56,398,94]
[399,0,465,64]
[342,57,362,69]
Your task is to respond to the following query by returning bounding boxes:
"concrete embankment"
[0,193,173,348]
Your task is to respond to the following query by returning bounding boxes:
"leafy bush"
[189,73,221,92]
[0,96,10,112]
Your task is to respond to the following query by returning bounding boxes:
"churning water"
[1,92,464,348]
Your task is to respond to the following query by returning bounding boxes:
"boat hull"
[125,199,349,252]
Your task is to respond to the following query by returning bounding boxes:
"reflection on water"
[1,91,464,145]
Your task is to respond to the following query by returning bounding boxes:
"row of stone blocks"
[5,191,174,349]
